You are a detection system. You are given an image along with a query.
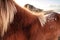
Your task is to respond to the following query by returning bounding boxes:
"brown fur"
[0,0,60,40]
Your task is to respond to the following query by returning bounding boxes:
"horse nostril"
[58,36,60,40]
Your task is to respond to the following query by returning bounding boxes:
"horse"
[24,4,60,40]
[24,4,43,13]
[0,0,60,40]
[0,0,40,40]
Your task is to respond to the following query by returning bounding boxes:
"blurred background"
[14,0,60,13]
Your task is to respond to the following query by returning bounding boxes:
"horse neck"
[14,3,38,27]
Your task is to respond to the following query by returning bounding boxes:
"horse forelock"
[0,0,17,37]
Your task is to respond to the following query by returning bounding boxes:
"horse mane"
[0,0,17,37]
[1,0,60,39]
[0,0,60,40]
[0,0,38,37]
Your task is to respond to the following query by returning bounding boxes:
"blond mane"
[0,0,17,37]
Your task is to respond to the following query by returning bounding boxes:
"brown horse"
[24,3,60,40]
[25,4,60,40]
[0,0,60,40]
